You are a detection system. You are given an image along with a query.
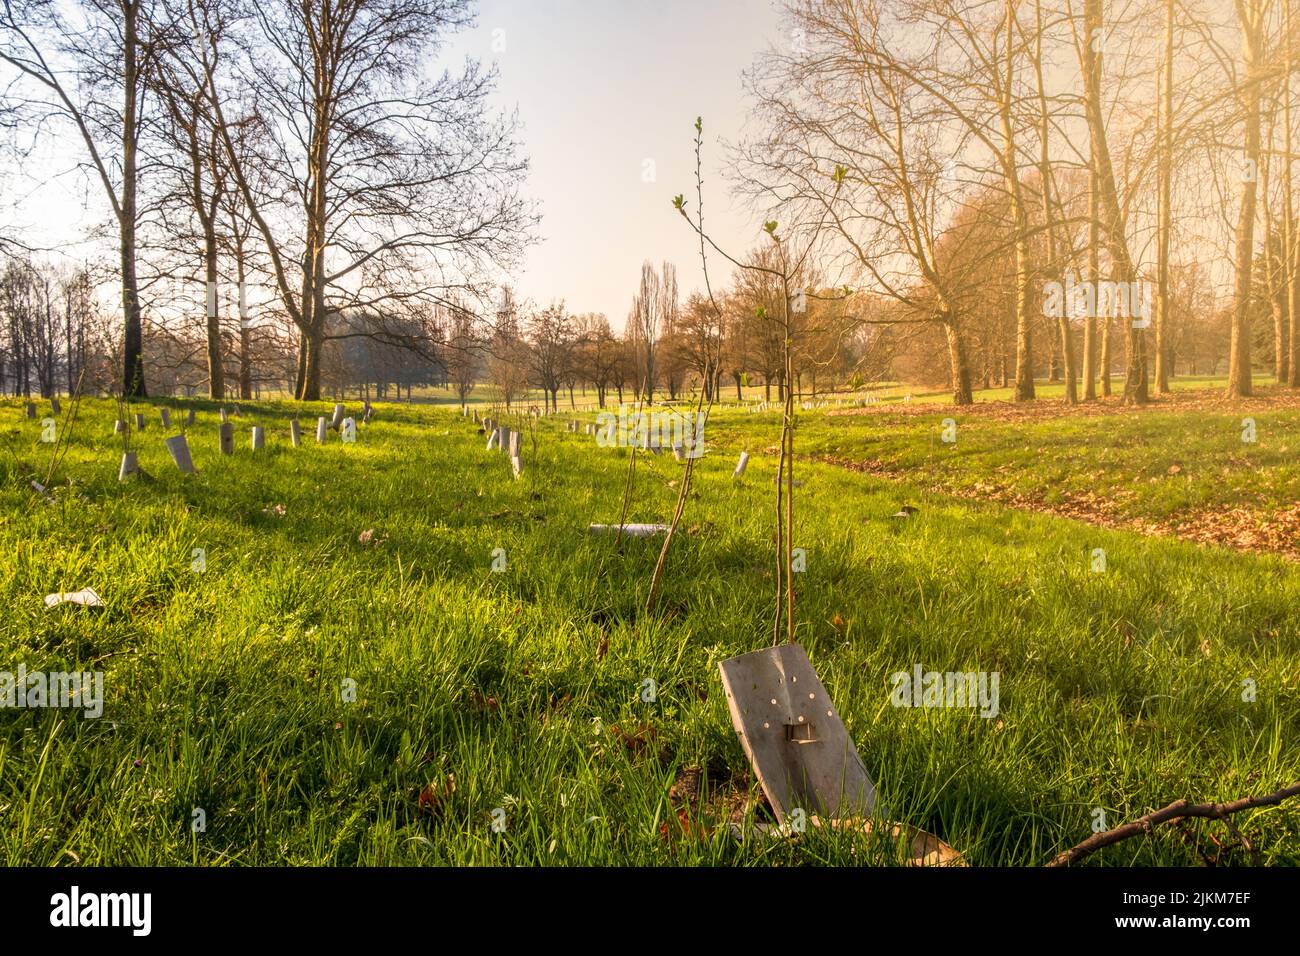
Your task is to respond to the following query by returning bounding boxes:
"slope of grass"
[743,385,1300,526]
[0,396,1296,865]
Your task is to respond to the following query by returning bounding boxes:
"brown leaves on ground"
[659,807,711,843]
[417,774,455,817]
[820,386,1300,560]
[659,765,761,845]
[607,722,668,761]
[1164,503,1300,558]
[822,442,1300,563]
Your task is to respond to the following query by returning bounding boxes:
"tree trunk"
[239,325,252,399]
[1154,0,1174,393]
[1227,1,1263,399]
[1005,0,1034,402]
[205,227,224,399]
[1083,167,1099,400]
[298,325,323,401]
[1083,0,1144,404]
[1100,315,1112,396]
[944,316,974,405]
[120,0,147,398]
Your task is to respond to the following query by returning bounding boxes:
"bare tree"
[525,301,573,411]
[1226,0,1269,397]
[184,0,534,400]
[628,260,674,402]
[1,0,157,396]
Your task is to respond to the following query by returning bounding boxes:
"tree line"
[734,0,1300,404]
[1,0,533,401]
[6,0,1295,408]
[467,260,884,412]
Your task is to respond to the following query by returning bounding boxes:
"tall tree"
[189,0,533,401]
[1226,0,1268,398]
[1154,0,1175,393]
[1,0,155,396]
[1076,0,1146,403]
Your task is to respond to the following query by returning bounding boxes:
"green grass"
[0,395,1296,865]
[767,382,1298,527]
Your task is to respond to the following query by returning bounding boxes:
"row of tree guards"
[110,401,363,481]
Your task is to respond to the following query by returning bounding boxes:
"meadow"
[0,389,1296,865]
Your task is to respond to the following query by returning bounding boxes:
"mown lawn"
[0,395,1296,865]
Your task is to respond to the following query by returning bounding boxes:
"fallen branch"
[1046,781,1300,867]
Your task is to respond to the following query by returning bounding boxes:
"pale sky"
[443,0,788,327]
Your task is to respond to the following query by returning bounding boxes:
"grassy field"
[783,383,1300,555]
[0,392,1297,865]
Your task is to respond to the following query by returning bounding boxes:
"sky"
[1,0,790,328]
[441,0,789,328]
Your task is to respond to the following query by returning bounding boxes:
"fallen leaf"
[418,774,455,816]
